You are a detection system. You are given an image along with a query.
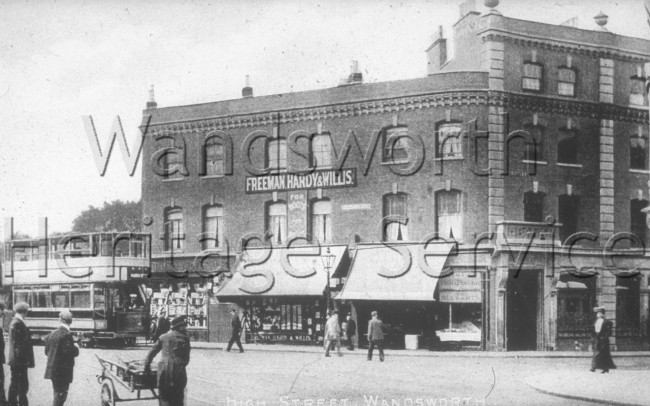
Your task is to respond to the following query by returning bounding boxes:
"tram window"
[34,291,53,308]
[52,292,69,308]
[101,235,113,256]
[71,291,91,308]
[14,292,31,306]
[94,288,106,310]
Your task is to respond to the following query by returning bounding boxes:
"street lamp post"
[321,247,336,312]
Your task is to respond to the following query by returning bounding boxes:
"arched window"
[558,67,576,97]
[268,139,287,172]
[630,134,647,170]
[557,129,578,165]
[435,123,463,159]
[312,134,333,169]
[204,137,225,177]
[311,200,332,243]
[523,191,545,222]
[202,205,223,250]
[522,62,543,92]
[164,208,184,251]
[436,190,463,241]
[630,199,648,242]
[383,193,409,241]
[382,126,411,163]
[523,125,544,162]
[267,202,288,244]
[558,195,579,241]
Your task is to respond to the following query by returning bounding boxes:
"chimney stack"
[242,75,253,98]
[347,61,363,84]
[146,84,157,109]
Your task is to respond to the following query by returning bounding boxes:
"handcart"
[96,355,158,405]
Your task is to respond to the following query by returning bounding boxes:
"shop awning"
[216,245,347,297]
[337,243,454,301]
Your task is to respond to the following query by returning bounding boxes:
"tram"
[2,232,151,346]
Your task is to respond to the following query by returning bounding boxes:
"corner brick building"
[140,2,650,350]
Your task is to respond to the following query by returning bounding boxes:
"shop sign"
[438,273,481,303]
[288,191,307,237]
[245,168,356,194]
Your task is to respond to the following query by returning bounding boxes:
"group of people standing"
[323,310,384,361]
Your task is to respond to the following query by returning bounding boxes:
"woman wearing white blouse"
[590,306,616,373]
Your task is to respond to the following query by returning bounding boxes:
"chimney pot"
[146,84,157,109]
[242,75,253,98]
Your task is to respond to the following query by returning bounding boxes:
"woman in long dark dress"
[591,306,616,373]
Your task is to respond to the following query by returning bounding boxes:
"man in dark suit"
[225,308,244,353]
[345,313,356,351]
[44,311,79,406]
[145,316,191,406]
[8,302,34,406]
[367,311,384,362]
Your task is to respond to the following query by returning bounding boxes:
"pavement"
[184,341,650,405]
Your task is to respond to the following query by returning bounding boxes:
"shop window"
[630,199,648,243]
[311,200,332,243]
[204,137,225,177]
[163,208,184,252]
[616,276,641,331]
[202,205,223,250]
[523,125,544,162]
[557,130,578,164]
[523,191,545,222]
[630,76,647,106]
[312,134,333,169]
[558,67,576,97]
[383,126,411,163]
[383,193,409,242]
[267,202,288,244]
[435,123,463,159]
[630,134,648,170]
[268,139,287,172]
[522,62,543,92]
[436,190,463,241]
[557,274,595,333]
[558,195,579,242]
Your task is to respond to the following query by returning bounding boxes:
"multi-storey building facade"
[141,1,650,350]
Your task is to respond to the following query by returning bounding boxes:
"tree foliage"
[72,200,142,233]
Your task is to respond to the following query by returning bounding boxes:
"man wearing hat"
[145,315,191,406]
[8,302,34,406]
[225,308,244,353]
[44,311,79,406]
[591,306,616,373]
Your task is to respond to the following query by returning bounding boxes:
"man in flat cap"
[44,311,79,406]
[225,308,244,353]
[8,302,34,406]
[145,315,191,406]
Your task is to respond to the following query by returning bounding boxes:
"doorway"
[506,270,540,351]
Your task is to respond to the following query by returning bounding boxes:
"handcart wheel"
[100,379,116,406]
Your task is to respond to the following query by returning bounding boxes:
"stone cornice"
[146,91,490,134]
[490,91,649,124]
[481,32,649,63]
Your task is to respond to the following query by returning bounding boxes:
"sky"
[0,0,648,238]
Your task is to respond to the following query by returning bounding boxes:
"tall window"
[523,125,544,162]
[164,208,184,251]
[630,77,646,106]
[557,130,578,164]
[616,276,640,331]
[383,126,411,162]
[630,134,647,170]
[311,200,332,243]
[204,138,225,177]
[522,62,543,92]
[436,122,463,159]
[383,193,409,241]
[312,134,333,169]
[558,195,579,242]
[267,202,288,244]
[630,199,648,243]
[523,191,545,222]
[268,139,287,172]
[557,273,595,333]
[163,149,183,180]
[436,190,463,241]
[202,205,223,250]
[558,68,576,97]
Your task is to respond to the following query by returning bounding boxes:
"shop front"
[336,243,485,350]
[216,245,348,344]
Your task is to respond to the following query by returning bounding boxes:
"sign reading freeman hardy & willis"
[245,168,356,194]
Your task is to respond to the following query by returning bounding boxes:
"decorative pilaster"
[599,58,614,104]
[599,119,615,242]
